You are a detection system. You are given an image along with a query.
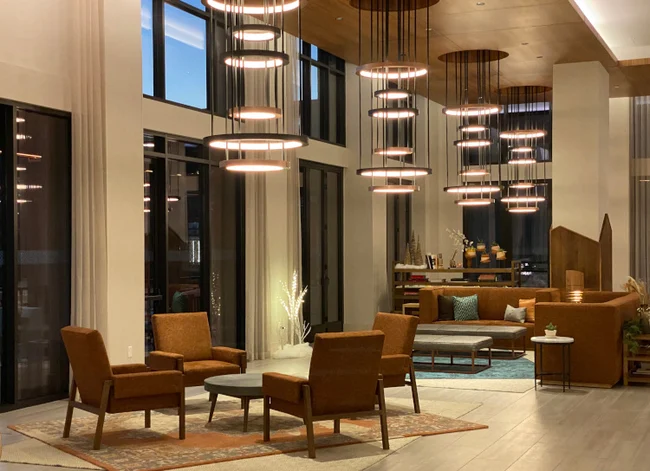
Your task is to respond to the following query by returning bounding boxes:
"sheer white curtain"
[244,28,302,359]
[70,0,108,333]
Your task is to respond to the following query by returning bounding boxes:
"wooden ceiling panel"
[291,0,650,101]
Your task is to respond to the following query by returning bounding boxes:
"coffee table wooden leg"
[242,397,250,432]
[208,393,218,423]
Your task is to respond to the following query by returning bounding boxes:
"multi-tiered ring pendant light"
[202,0,308,171]
[441,50,508,205]
[352,0,437,193]
[500,85,551,213]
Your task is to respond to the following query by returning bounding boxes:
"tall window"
[300,42,346,146]
[387,193,412,263]
[142,0,226,112]
[144,133,244,354]
[299,161,344,338]
[0,103,71,409]
[463,181,552,286]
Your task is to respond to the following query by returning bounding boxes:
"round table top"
[531,336,574,344]
[204,373,263,397]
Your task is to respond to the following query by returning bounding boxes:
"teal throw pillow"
[452,295,479,321]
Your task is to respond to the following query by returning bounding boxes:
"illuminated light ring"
[205,133,309,151]
[454,139,491,148]
[202,0,299,13]
[223,50,289,69]
[228,106,282,120]
[357,167,431,178]
[231,24,281,42]
[374,88,412,100]
[509,182,535,189]
[510,146,535,153]
[356,61,428,79]
[370,185,420,194]
[459,125,488,133]
[444,185,501,194]
[455,198,495,206]
[220,159,290,172]
[508,158,537,165]
[442,104,502,117]
[501,196,546,203]
[372,147,413,156]
[500,129,547,140]
[369,107,419,119]
[459,169,489,177]
[507,207,539,213]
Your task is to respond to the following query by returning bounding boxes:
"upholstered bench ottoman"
[416,324,527,359]
[413,334,493,374]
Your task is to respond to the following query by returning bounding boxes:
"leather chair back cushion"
[61,326,113,407]
[152,312,212,361]
[372,312,418,355]
[308,331,385,416]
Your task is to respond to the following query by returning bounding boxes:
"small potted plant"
[476,239,486,252]
[496,249,507,261]
[480,253,490,264]
[491,241,500,254]
[545,322,557,337]
[464,241,476,259]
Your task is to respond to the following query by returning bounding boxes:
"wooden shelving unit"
[392,261,522,312]
[623,334,650,386]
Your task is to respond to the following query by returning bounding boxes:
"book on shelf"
[478,274,498,282]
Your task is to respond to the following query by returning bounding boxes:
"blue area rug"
[412,356,535,380]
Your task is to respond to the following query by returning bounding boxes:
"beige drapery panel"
[70,0,108,333]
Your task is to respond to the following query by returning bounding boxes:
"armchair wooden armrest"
[113,370,183,399]
[112,364,149,375]
[212,346,247,372]
[380,354,411,376]
[263,372,309,404]
[148,351,184,372]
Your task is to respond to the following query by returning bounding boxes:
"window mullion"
[153,0,166,98]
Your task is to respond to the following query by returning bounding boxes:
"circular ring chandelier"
[203,0,307,171]
[441,50,508,204]
[352,0,433,191]
[500,86,551,213]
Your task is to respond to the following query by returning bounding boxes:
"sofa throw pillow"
[519,298,536,323]
[504,304,527,323]
[438,295,455,321]
[452,295,479,321]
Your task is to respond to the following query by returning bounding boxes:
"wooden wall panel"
[599,214,613,291]
[550,226,601,291]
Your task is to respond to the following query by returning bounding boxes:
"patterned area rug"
[8,396,486,471]
[413,356,535,380]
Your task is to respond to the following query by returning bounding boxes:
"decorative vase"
[449,250,457,269]
[476,242,486,252]
[465,248,476,259]
[491,244,500,254]
[480,253,490,264]
[545,330,557,337]
[496,249,507,261]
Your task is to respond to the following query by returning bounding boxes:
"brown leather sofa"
[148,312,247,387]
[419,287,561,349]
[536,291,639,388]
[262,331,389,459]
[61,326,185,450]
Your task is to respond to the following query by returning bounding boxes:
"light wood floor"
[1,357,648,471]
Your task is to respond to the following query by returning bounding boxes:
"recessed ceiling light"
[614,85,620,89]
[537,55,543,59]
[521,42,529,46]
[476,1,485,5]
[336,16,343,20]
[426,27,432,31]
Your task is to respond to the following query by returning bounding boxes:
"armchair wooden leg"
[145,410,151,428]
[263,396,271,442]
[303,385,316,459]
[63,378,77,438]
[208,393,218,423]
[93,380,112,451]
[334,419,341,433]
[377,378,390,451]
[179,387,186,440]
[408,360,421,414]
[242,397,250,433]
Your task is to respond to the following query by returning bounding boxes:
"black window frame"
[144,0,226,115]
[144,130,246,353]
[300,41,346,147]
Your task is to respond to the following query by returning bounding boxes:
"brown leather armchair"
[373,312,420,413]
[61,326,185,450]
[263,331,388,459]
[148,312,247,387]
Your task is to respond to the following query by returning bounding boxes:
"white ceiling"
[572,0,650,61]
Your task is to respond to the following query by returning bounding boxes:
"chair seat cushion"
[184,360,240,386]
[380,354,410,377]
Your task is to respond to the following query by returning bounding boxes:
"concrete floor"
[1,356,648,471]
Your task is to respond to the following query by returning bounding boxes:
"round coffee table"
[204,374,263,432]
[531,336,574,392]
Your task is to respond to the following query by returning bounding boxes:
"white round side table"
[531,336,574,392]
